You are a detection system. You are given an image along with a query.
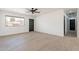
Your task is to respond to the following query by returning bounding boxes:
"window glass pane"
[6,16,25,27]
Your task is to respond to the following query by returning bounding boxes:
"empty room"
[0,8,79,51]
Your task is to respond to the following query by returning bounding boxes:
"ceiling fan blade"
[35,8,38,11]
[25,8,32,13]
[35,11,40,13]
[25,8,31,11]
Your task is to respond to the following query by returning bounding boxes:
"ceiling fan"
[27,8,40,14]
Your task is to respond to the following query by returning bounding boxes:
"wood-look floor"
[0,32,79,51]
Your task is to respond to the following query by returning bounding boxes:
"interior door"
[29,19,34,32]
[70,19,75,31]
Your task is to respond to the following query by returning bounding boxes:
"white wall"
[0,10,29,36]
[77,9,79,37]
[35,9,64,36]
[64,15,68,35]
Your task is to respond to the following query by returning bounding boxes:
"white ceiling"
[0,8,62,15]
[0,8,27,14]
[37,8,62,15]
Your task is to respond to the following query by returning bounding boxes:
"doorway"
[70,19,75,31]
[64,9,77,37]
[64,17,77,37]
[29,19,34,32]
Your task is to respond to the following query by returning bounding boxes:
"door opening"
[64,9,77,37]
[29,19,34,32]
[70,19,75,31]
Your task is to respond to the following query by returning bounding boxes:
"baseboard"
[35,31,64,37]
[0,32,29,37]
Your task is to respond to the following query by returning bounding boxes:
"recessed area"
[64,8,77,37]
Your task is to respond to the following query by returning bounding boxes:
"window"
[6,16,25,27]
